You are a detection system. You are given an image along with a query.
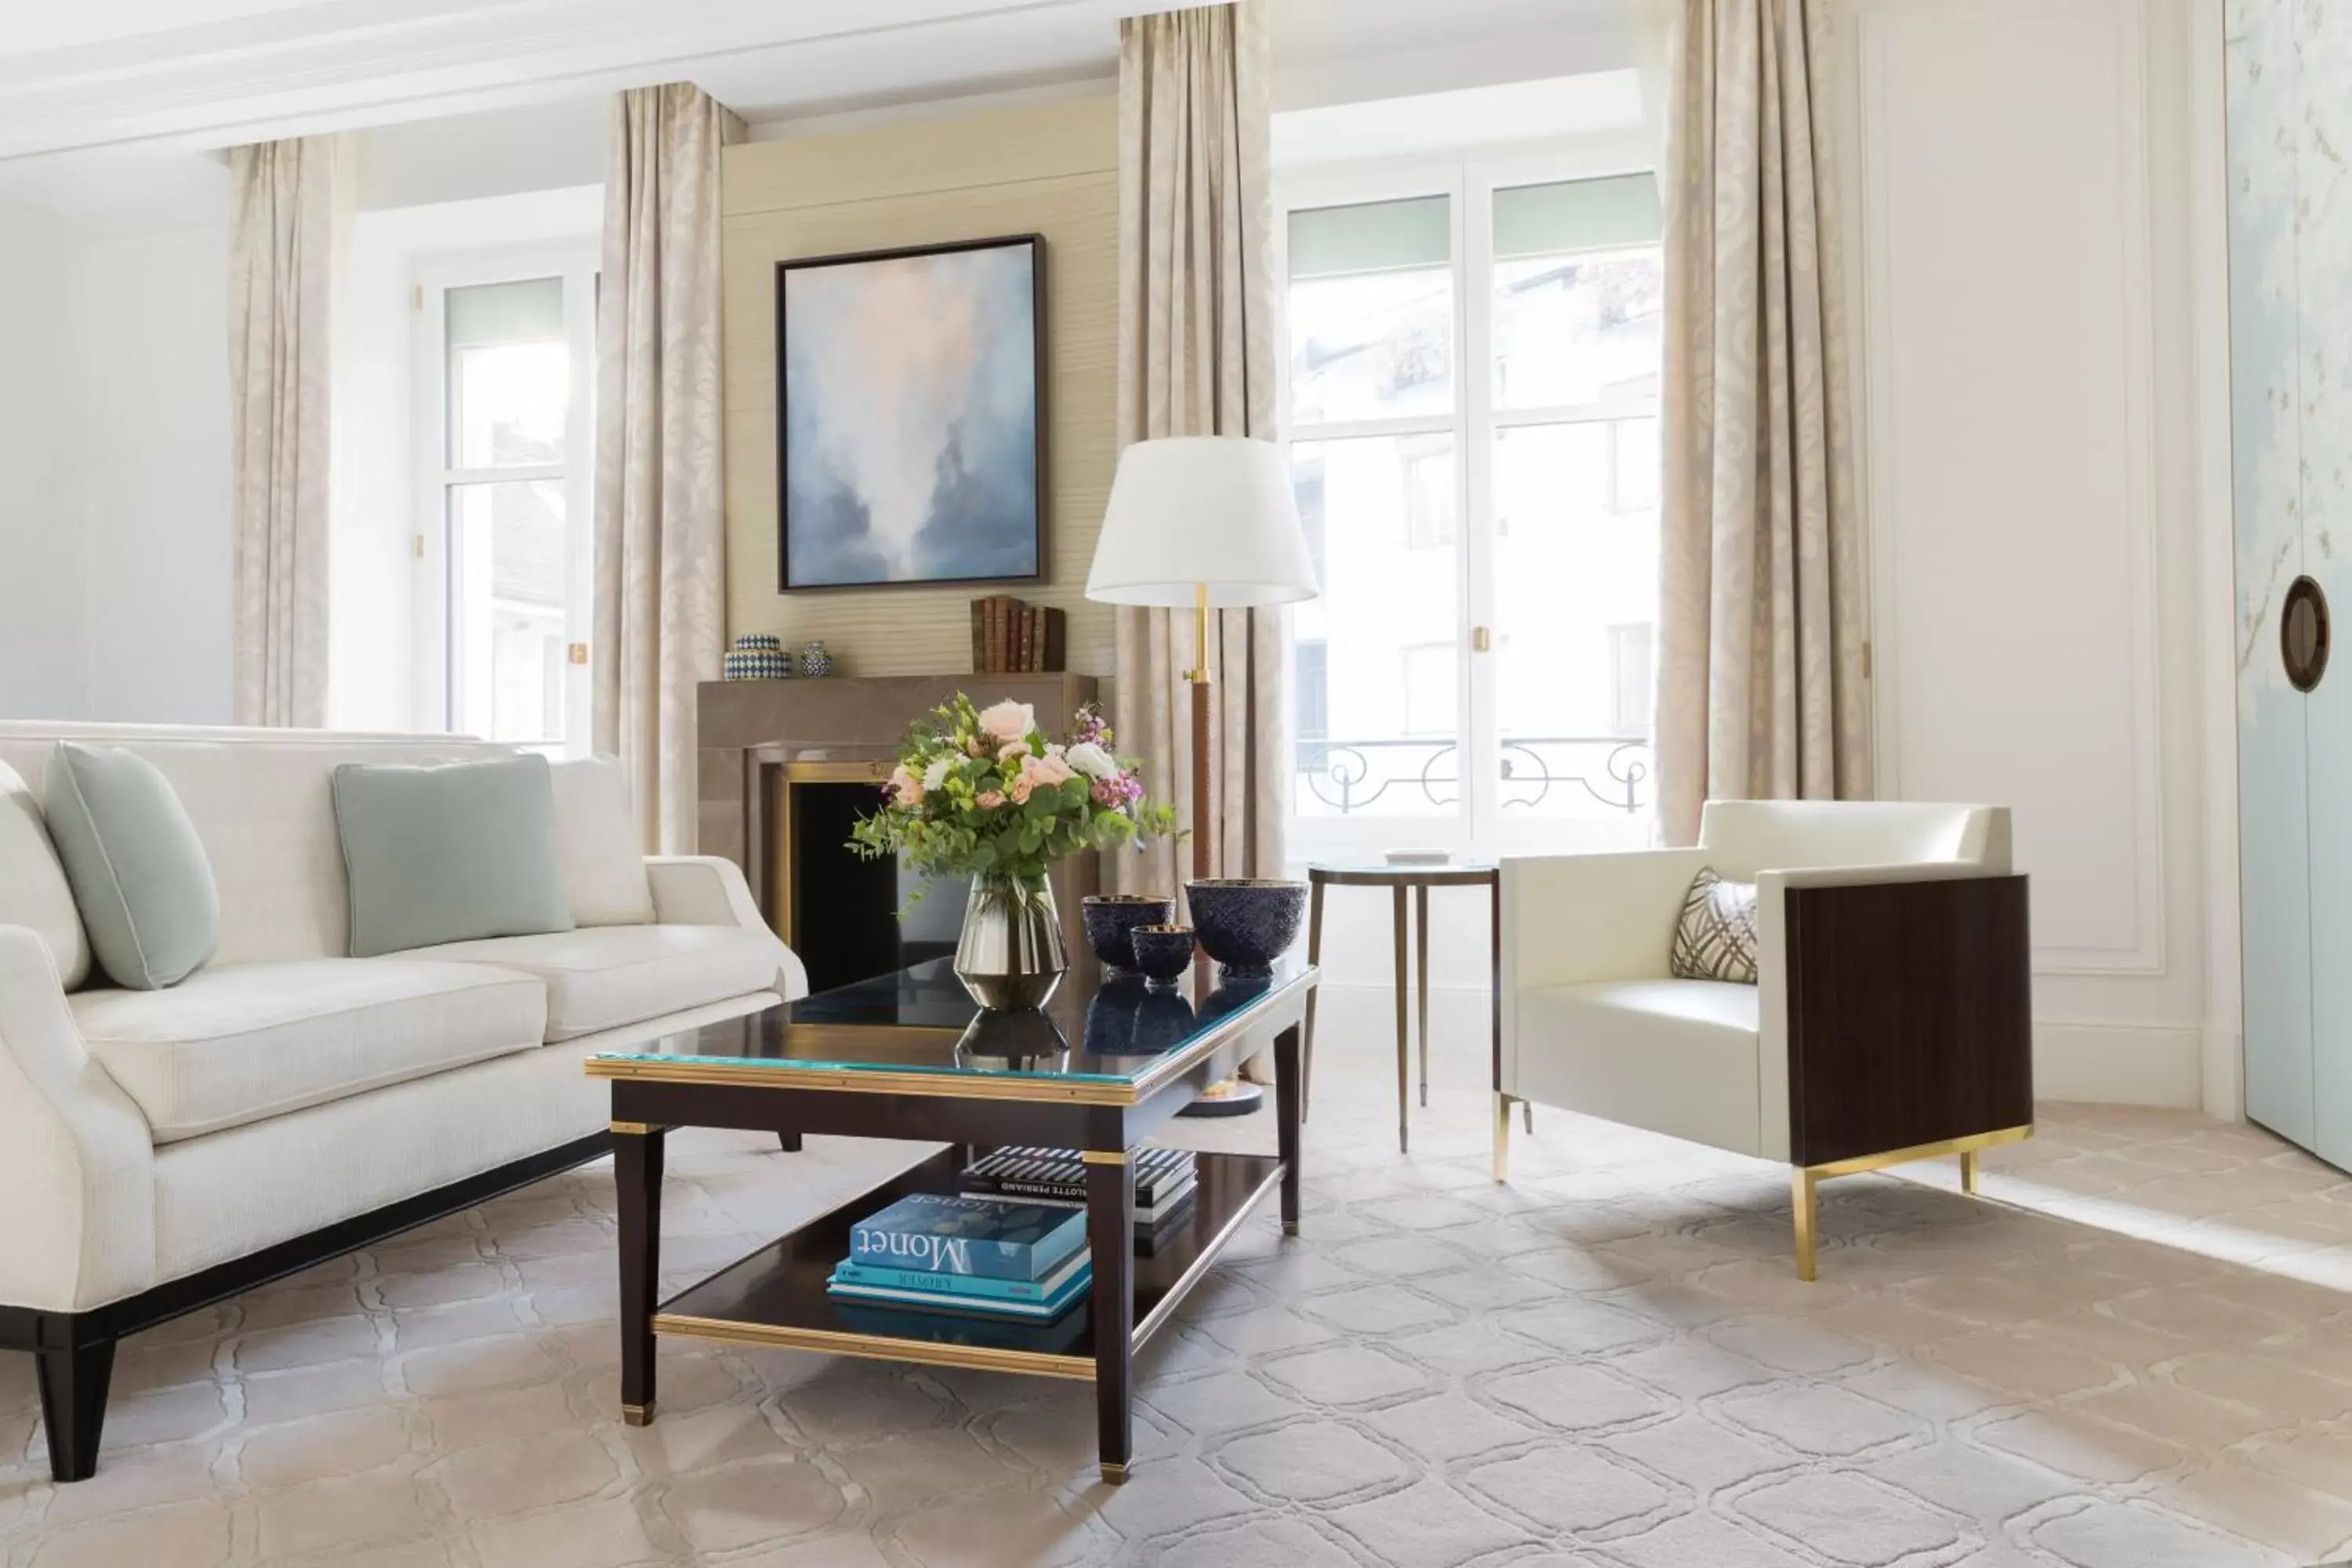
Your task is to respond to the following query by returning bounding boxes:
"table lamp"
[1086,436,1320,882]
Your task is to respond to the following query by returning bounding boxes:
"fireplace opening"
[786,781,956,994]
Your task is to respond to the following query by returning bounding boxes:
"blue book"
[848,1192,1085,1282]
[834,1249,1089,1304]
[827,1258,1093,1321]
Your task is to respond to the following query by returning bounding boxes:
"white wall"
[1838,0,2230,1110]
[0,201,90,720]
[82,226,235,724]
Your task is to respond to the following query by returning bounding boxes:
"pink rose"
[1019,752,1076,793]
[977,699,1036,746]
[998,739,1029,762]
[887,764,924,806]
[975,789,1005,809]
[1007,775,1033,804]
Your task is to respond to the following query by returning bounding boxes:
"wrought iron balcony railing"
[1296,735,1652,816]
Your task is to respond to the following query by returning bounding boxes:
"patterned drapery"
[593,84,742,854]
[1110,0,1287,895]
[1653,0,1873,844]
[227,137,335,728]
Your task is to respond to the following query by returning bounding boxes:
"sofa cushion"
[1514,979,1763,1157]
[550,757,655,927]
[332,755,575,957]
[71,959,547,1143]
[45,743,220,990]
[0,760,91,990]
[408,925,779,1040]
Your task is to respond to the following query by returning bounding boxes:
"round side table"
[1304,861,1519,1153]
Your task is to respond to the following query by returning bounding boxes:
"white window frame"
[1276,137,1661,863]
[409,241,598,751]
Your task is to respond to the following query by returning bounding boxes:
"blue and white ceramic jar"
[799,641,833,678]
[724,633,791,681]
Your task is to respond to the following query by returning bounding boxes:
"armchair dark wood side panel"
[1783,874,2034,1167]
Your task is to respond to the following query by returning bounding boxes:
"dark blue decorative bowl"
[1185,879,1307,979]
[1081,894,1175,974]
[1129,924,1197,985]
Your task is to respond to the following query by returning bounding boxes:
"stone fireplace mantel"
[698,673,1102,978]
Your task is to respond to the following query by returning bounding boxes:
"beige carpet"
[5,993,2352,1568]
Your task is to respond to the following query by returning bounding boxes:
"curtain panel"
[227,137,336,729]
[1653,0,1873,846]
[1111,0,1287,895]
[593,83,743,855]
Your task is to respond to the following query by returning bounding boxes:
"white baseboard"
[2033,1019,2205,1109]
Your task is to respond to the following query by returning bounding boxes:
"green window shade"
[1493,175,1663,260]
[1289,195,1450,281]
[446,276,564,347]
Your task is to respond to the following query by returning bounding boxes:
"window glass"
[1287,196,1454,423]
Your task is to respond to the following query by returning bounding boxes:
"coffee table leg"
[614,1123,666,1426]
[1275,1022,1302,1234]
[1301,877,1324,1123]
[1086,1152,1135,1483]
[1415,884,1430,1109]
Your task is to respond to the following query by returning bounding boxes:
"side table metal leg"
[1415,884,1430,1109]
[1392,885,1410,1153]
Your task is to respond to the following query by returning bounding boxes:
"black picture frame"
[774,234,1049,593]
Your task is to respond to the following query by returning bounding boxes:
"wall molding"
[1850,0,2169,980]
[2033,1018,2205,1109]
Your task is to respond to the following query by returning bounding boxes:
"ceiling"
[0,0,1639,227]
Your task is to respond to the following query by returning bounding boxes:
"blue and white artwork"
[779,236,1044,589]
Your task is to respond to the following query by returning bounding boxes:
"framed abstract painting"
[775,234,1047,590]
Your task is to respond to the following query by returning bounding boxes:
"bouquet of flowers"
[849,696,1178,894]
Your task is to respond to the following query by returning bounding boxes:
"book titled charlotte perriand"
[848,1192,1086,1283]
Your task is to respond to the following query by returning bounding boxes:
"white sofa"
[1497,800,2033,1280]
[0,723,808,1480]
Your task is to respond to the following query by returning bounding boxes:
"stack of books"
[828,1192,1090,1321]
[960,1146,1199,1245]
[969,595,1067,673]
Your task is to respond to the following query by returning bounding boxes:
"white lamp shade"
[1085,436,1320,608]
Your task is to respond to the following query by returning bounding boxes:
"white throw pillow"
[0,760,93,989]
[550,757,656,926]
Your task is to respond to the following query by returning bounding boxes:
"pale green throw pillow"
[43,743,220,991]
[332,754,575,958]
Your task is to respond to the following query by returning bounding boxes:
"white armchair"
[1497,800,2033,1279]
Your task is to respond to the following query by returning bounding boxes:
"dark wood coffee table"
[585,955,1314,1483]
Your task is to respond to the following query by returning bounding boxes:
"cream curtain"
[1653,0,1872,846]
[1110,0,1286,895]
[227,137,335,728]
[594,84,742,855]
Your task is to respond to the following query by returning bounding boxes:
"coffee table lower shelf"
[649,1148,1284,1381]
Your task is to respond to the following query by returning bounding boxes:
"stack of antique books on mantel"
[969,595,1067,673]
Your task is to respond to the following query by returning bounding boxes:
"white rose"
[922,757,951,793]
[976,699,1036,746]
[1065,741,1118,781]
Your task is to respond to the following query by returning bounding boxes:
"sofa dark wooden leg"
[776,1131,802,1152]
[38,1335,115,1483]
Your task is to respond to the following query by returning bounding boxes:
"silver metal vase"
[953,873,1068,1010]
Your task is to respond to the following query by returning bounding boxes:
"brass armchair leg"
[1791,1167,1819,1282]
[1960,1149,1980,1195]
[1492,1093,1512,1183]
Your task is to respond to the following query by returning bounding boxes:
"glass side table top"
[589,954,1314,1091]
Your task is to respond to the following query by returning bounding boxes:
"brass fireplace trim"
[770,759,890,948]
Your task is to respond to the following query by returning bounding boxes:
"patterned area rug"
[5,998,2351,1568]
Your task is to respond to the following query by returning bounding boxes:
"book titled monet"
[848,1192,1085,1282]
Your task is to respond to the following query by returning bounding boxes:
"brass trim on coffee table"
[651,1313,1097,1381]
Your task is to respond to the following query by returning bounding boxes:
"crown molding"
[0,0,1158,160]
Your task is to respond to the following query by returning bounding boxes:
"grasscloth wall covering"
[720,100,1119,677]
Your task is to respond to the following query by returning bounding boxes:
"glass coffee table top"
[590,954,1313,1089]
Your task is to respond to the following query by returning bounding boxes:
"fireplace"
[698,673,1102,991]
[777,770,957,994]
